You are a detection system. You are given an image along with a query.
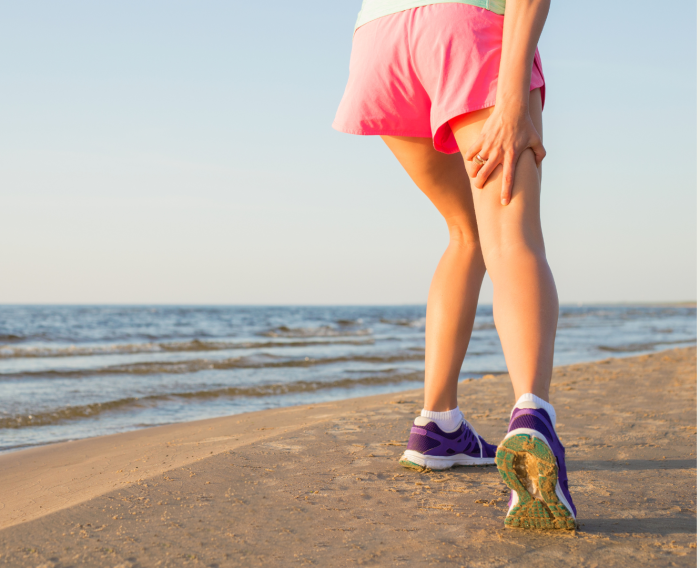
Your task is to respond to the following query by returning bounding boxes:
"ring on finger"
[473,153,487,166]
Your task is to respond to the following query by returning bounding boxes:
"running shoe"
[399,414,497,470]
[496,406,577,530]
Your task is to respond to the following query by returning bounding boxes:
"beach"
[0,346,696,566]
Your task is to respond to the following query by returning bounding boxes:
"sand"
[0,347,696,567]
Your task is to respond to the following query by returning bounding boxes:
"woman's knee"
[445,218,481,251]
[481,240,548,274]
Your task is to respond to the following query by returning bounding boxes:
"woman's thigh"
[380,136,480,243]
[449,89,545,259]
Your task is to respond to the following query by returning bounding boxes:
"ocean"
[0,304,695,453]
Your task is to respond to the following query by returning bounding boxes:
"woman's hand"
[464,105,546,205]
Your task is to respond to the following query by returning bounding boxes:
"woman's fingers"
[465,137,483,162]
[473,151,501,189]
[466,140,488,178]
[531,138,546,166]
[501,152,516,205]
[462,114,544,201]
[466,159,481,178]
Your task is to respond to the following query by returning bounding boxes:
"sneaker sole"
[400,450,495,470]
[495,434,576,530]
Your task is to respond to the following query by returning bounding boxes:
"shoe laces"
[462,415,484,458]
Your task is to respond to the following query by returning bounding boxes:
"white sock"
[512,393,556,428]
[421,407,464,432]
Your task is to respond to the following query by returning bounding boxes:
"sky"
[0,0,696,305]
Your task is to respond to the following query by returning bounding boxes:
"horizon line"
[0,301,695,308]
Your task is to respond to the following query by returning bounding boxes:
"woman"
[333,0,576,530]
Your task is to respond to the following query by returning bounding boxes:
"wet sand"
[0,347,696,567]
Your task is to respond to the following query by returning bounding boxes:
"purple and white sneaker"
[399,415,497,470]
[496,406,577,530]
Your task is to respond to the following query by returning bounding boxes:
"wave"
[379,318,425,328]
[597,338,696,353]
[260,325,372,338]
[336,318,364,326]
[0,371,425,429]
[473,323,497,331]
[0,334,24,343]
[0,351,425,380]
[0,337,375,360]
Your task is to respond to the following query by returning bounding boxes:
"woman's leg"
[450,89,558,402]
[381,136,485,411]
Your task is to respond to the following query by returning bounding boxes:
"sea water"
[0,304,695,452]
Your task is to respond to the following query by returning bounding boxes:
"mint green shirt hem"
[355,0,505,31]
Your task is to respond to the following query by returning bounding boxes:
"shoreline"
[3,340,696,456]
[0,347,696,566]
[2,303,695,456]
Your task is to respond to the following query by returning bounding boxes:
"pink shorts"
[332,3,545,154]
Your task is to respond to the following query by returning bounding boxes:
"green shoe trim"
[398,458,431,472]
